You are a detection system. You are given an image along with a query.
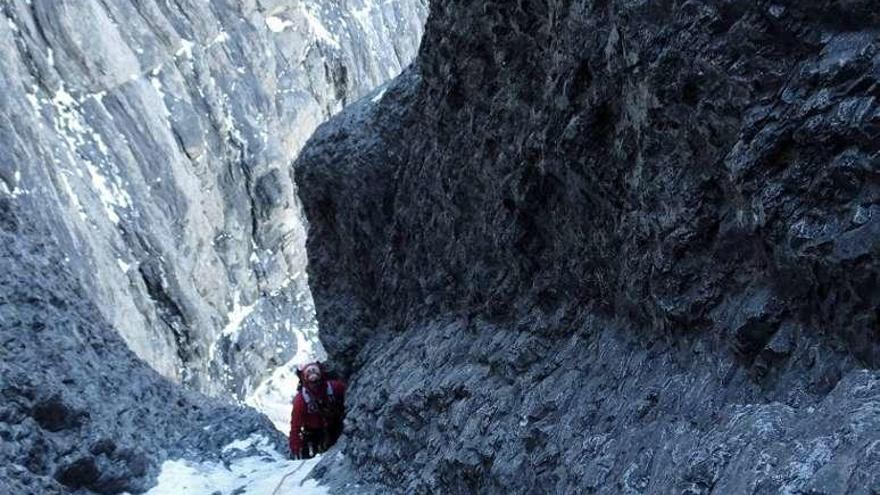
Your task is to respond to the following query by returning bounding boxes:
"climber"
[289,361,346,459]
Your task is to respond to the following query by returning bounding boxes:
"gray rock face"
[296,1,880,493]
[0,0,427,403]
[0,0,427,492]
[0,198,285,494]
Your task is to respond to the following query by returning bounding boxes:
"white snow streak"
[46,84,131,224]
[221,435,263,453]
[301,4,341,49]
[116,258,131,273]
[8,170,23,197]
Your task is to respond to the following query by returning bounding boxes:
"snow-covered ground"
[143,435,328,495]
[143,328,331,494]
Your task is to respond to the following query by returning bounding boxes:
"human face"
[303,364,322,384]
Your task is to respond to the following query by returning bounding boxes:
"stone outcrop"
[297,1,880,493]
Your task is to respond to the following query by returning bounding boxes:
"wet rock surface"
[297,1,880,493]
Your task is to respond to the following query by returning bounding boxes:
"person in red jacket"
[289,361,346,459]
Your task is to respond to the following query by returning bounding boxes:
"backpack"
[301,381,343,421]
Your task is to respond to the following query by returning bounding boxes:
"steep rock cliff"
[297,1,880,493]
[0,0,427,492]
[0,0,427,408]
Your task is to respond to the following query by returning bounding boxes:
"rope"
[270,461,309,495]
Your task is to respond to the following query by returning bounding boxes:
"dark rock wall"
[297,1,880,493]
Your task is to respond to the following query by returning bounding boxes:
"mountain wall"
[0,0,427,492]
[297,1,880,493]
[0,0,427,405]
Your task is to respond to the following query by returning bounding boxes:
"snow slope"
[144,436,327,495]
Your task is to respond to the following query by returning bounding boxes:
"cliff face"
[0,0,426,405]
[297,1,880,493]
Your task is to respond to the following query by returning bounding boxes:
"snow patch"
[265,15,294,33]
[212,31,229,45]
[301,4,341,49]
[144,436,328,495]
[149,76,171,118]
[25,92,40,111]
[175,39,195,59]
[9,170,23,197]
[47,84,130,224]
[84,161,130,224]
[352,3,375,30]
[222,293,257,339]
[57,172,89,222]
[150,76,163,94]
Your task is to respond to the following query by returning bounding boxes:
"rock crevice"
[0,0,427,403]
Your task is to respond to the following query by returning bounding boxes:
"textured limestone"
[0,0,426,400]
[297,1,880,493]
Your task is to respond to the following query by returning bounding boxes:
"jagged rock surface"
[297,1,880,493]
[0,198,285,494]
[0,0,426,401]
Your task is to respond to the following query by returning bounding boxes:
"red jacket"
[289,379,346,456]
